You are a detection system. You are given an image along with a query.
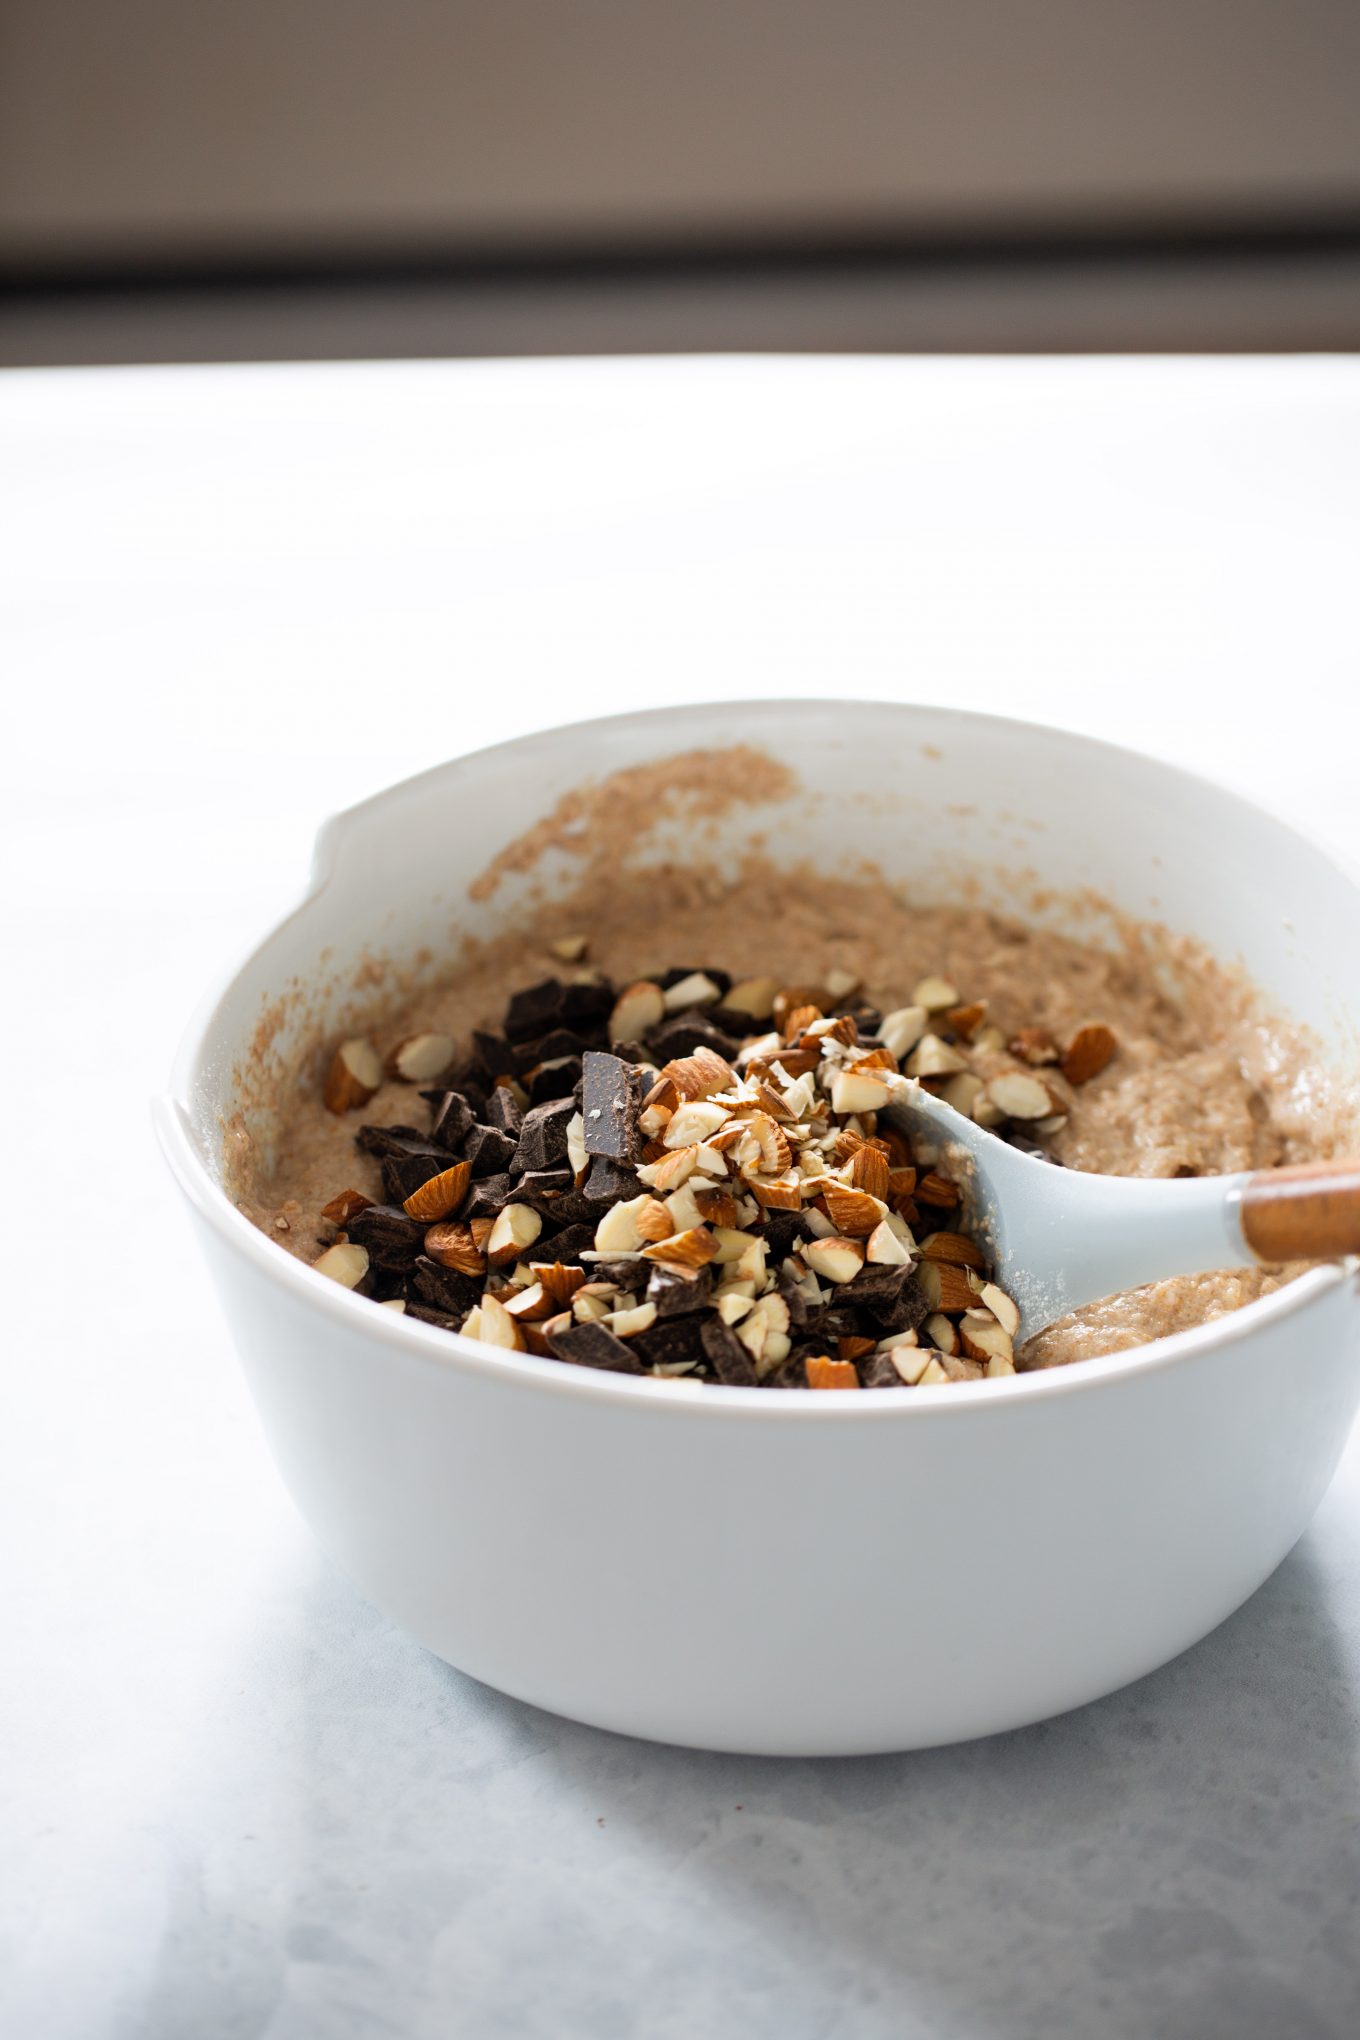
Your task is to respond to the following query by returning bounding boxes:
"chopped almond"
[805,1356,861,1389]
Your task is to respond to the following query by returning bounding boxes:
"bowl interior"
[176,700,1360,1180]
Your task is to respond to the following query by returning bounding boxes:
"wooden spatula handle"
[1240,1158,1360,1262]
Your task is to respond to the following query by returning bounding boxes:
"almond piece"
[726,975,780,1020]
[468,1215,496,1252]
[938,1072,984,1117]
[634,1198,676,1243]
[824,966,862,1001]
[782,1003,824,1043]
[821,1182,887,1238]
[549,934,589,962]
[916,1260,975,1312]
[803,1012,859,1048]
[741,1110,792,1174]
[380,1298,407,1314]
[1009,1027,1060,1067]
[866,1219,912,1266]
[662,1045,733,1100]
[1061,1022,1118,1086]
[924,1311,961,1356]
[716,1291,756,1325]
[424,1221,487,1275]
[401,1160,473,1223]
[905,1034,968,1079]
[485,1202,543,1265]
[915,1171,960,1208]
[639,1143,700,1193]
[830,1068,892,1115]
[746,1171,804,1211]
[918,1230,985,1271]
[502,1281,553,1322]
[531,1261,587,1310]
[986,1353,1017,1378]
[592,1194,655,1255]
[475,1293,525,1351]
[978,1282,1021,1337]
[959,1310,1015,1367]
[693,1185,740,1228]
[609,980,666,1043]
[911,976,958,1012]
[389,1031,456,1082]
[879,1005,928,1061]
[946,1001,988,1042]
[320,1188,373,1227]
[803,1236,867,1285]
[313,1241,369,1288]
[986,1071,1055,1120]
[663,971,723,1012]
[322,1038,384,1114]
[892,1346,934,1385]
[805,1356,861,1389]
[916,1357,950,1385]
[849,1144,891,1200]
[642,1226,719,1270]
[608,1302,659,1337]
[663,1101,731,1148]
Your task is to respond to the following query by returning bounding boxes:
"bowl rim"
[157,695,1360,1421]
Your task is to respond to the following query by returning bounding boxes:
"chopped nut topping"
[1061,1022,1118,1085]
[389,1032,456,1083]
[307,952,1083,1389]
[322,1038,384,1114]
[313,1241,369,1288]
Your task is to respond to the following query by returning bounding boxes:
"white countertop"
[4,356,1359,2038]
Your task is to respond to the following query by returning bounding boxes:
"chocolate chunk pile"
[309,963,1113,1388]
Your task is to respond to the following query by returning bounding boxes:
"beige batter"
[233,827,1353,1372]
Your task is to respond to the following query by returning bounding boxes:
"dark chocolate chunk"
[463,1172,514,1221]
[593,1256,652,1290]
[531,1189,598,1230]
[483,1086,523,1138]
[537,1221,597,1265]
[380,1148,459,1205]
[355,1124,439,1159]
[777,1271,823,1330]
[404,1302,465,1333]
[560,978,615,1029]
[843,1005,882,1036]
[411,1256,481,1316]
[646,1264,713,1317]
[757,1209,815,1261]
[420,1090,477,1152]
[700,1317,758,1386]
[645,1015,743,1065]
[528,1056,583,1104]
[470,1030,521,1083]
[512,1096,578,1175]
[634,1316,707,1371]
[463,1123,519,1178]
[504,978,565,1043]
[546,1321,642,1374]
[523,1027,596,1065]
[515,1167,575,1213]
[345,1202,426,1271]
[582,1153,642,1205]
[581,1050,643,1162]
[850,1264,929,1335]
[657,966,732,998]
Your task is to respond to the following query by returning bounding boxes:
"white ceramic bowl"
[156,702,1360,1755]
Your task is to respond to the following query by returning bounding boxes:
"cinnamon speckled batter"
[234,859,1352,1372]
